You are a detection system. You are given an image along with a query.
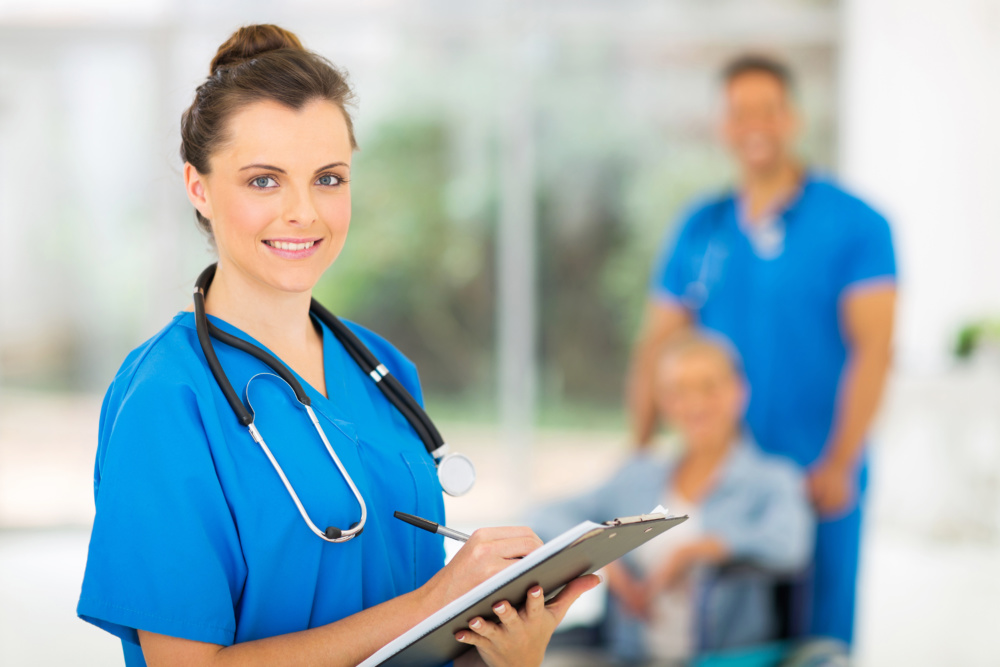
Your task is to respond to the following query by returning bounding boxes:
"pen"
[394,511,471,543]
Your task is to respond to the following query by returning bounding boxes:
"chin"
[741,153,780,172]
[262,264,327,295]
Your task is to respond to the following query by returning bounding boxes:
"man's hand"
[808,460,857,518]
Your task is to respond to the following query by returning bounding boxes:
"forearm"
[627,301,690,445]
[141,585,437,667]
[602,560,634,596]
[626,339,662,445]
[142,527,547,666]
[685,536,729,565]
[823,344,892,469]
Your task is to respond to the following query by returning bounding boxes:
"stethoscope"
[193,263,476,543]
[682,189,802,311]
[682,236,727,311]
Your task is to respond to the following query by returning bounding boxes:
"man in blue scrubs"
[626,55,896,648]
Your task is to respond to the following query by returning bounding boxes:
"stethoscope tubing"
[196,264,447,459]
[191,263,474,544]
[244,373,367,543]
[311,299,447,454]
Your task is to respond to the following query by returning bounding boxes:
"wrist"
[699,537,729,564]
[683,538,726,565]
[823,451,858,472]
[414,574,448,617]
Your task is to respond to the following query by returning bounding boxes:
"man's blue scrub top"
[77,312,448,666]
[651,173,896,470]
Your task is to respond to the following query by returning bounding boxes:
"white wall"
[841,0,1000,371]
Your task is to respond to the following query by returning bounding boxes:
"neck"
[204,260,315,350]
[684,428,738,467]
[741,158,802,223]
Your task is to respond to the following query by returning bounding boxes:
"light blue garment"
[77,312,449,666]
[527,438,813,660]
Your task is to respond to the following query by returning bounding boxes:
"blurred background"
[0,0,998,665]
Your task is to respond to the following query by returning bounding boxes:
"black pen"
[394,511,471,543]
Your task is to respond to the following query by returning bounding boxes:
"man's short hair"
[721,53,794,93]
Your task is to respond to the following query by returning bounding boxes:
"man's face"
[656,347,745,449]
[720,71,799,174]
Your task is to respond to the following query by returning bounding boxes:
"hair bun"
[210,24,304,75]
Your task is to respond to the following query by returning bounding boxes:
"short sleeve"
[648,199,723,303]
[77,378,246,648]
[649,216,694,302]
[837,205,897,292]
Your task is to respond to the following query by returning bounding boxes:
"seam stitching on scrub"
[117,317,188,404]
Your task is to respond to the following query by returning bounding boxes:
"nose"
[283,182,318,227]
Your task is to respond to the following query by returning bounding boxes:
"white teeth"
[266,240,315,251]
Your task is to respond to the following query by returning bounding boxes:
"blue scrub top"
[650,173,896,470]
[77,311,448,665]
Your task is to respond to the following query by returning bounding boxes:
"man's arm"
[626,299,691,447]
[809,284,896,516]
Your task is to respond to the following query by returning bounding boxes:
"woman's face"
[185,98,353,295]
[655,348,745,450]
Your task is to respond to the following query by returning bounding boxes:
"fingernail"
[456,633,465,641]
[470,619,482,629]
[595,572,605,584]
[530,588,542,598]
[494,603,506,613]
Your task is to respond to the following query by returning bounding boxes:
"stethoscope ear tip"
[324,526,342,540]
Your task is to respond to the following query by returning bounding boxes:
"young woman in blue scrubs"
[77,24,597,667]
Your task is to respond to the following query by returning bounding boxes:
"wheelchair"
[546,562,849,667]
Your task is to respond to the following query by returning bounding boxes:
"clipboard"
[360,510,688,667]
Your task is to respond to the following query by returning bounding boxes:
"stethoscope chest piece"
[437,452,476,497]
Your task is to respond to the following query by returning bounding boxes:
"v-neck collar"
[735,168,814,228]
[175,310,352,428]
[666,433,759,505]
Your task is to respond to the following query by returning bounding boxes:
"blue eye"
[316,174,343,187]
[251,176,277,189]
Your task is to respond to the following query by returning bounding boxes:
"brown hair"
[180,24,358,236]
[721,53,795,94]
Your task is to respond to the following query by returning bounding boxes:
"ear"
[783,103,801,138]
[184,163,213,222]
[736,377,751,418]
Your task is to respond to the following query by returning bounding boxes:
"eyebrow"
[238,162,350,174]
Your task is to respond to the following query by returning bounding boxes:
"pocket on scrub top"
[400,450,446,585]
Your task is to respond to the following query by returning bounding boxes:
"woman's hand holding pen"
[419,527,543,612]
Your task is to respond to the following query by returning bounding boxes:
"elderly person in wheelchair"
[531,333,817,666]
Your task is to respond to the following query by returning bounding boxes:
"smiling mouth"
[263,239,319,251]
